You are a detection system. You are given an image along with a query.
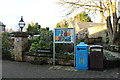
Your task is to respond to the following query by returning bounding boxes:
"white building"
[0,21,6,33]
[118,2,120,23]
[117,1,120,31]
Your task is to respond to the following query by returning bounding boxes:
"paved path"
[104,50,120,58]
[0,60,2,80]
[2,60,120,78]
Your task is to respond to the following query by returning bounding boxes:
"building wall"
[118,2,120,23]
[0,22,6,33]
[0,26,5,33]
[0,26,2,33]
[117,2,120,31]
[88,24,106,35]
[88,24,107,43]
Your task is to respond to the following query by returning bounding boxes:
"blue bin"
[76,42,89,70]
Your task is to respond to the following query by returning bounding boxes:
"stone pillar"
[13,32,28,61]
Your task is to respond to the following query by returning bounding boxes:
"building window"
[2,26,5,32]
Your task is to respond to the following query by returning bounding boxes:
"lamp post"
[18,16,25,32]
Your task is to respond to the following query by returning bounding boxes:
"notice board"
[53,27,76,66]
[54,28,75,43]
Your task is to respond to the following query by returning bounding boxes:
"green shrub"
[106,36,109,44]
[10,52,15,60]
[29,28,53,52]
[104,51,119,61]
[76,38,84,44]
[2,32,13,59]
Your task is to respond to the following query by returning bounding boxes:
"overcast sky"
[0,0,103,31]
[0,0,66,31]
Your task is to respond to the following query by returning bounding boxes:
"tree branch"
[116,16,120,24]
[58,0,108,11]
[99,1,107,20]
[82,7,101,11]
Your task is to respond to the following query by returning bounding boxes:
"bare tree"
[58,0,120,44]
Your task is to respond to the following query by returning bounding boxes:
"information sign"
[54,28,75,43]
[53,28,76,66]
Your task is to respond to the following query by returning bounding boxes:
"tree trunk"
[105,0,118,45]
[106,18,118,44]
[111,0,118,44]
[106,17,118,44]
[106,16,113,44]
[112,18,118,44]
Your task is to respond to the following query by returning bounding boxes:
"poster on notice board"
[54,28,75,43]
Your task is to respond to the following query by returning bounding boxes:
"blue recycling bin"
[76,42,89,70]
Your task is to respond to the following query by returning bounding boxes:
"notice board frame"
[53,27,76,66]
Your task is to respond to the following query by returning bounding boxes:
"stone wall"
[14,37,28,61]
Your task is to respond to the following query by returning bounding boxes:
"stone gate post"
[13,32,28,61]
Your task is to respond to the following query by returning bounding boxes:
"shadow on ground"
[104,60,120,69]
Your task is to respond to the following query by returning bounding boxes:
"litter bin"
[89,45,103,70]
[76,42,89,70]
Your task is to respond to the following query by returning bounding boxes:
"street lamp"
[18,16,25,32]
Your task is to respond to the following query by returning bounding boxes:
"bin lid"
[90,45,103,48]
[77,42,89,47]
[90,45,103,50]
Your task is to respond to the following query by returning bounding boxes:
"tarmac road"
[2,60,119,78]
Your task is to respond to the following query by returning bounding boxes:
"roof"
[77,22,105,29]
[0,21,6,27]
[71,21,106,34]
[70,21,105,29]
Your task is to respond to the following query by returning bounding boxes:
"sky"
[0,0,102,31]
